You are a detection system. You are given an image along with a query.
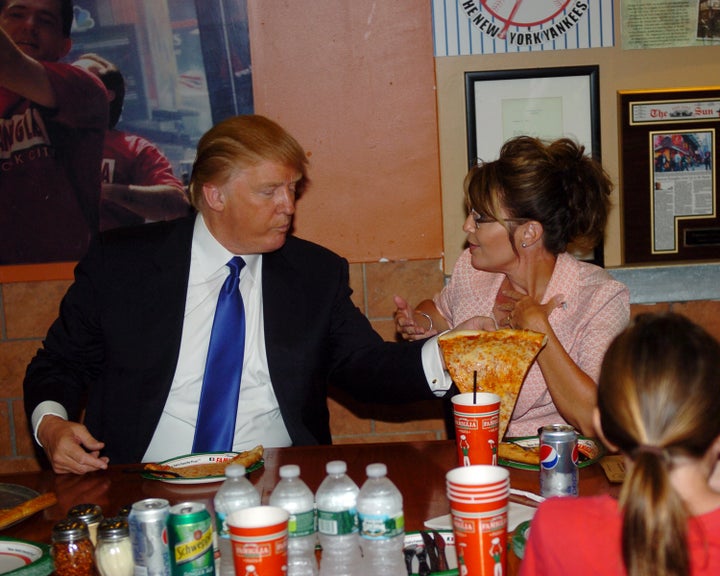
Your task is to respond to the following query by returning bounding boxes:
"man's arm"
[0,25,56,107]
[102,183,192,221]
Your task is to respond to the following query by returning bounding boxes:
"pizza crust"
[144,445,264,478]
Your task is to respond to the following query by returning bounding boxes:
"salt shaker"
[95,517,133,576]
[52,517,97,576]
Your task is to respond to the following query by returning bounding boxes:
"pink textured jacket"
[434,250,630,436]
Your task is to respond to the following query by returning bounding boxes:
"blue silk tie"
[193,256,246,453]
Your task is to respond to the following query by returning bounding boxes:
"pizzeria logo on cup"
[452,516,478,534]
[237,543,275,558]
[456,417,479,430]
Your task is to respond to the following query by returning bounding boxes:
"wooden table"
[0,440,618,574]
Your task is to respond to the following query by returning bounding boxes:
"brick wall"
[3,261,720,473]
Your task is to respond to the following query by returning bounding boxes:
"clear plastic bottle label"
[317,509,358,535]
[288,509,316,538]
[359,512,404,540]
[215,512,230,540]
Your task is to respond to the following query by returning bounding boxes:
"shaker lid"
[98,517,129,539]
[67,503,103,522]
[52,518,90,541]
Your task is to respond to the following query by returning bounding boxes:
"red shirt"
[0,62,107,264]
[99,129,185,231]
[520,494,720,575]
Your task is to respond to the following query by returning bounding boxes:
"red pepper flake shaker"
[52,517,98,576]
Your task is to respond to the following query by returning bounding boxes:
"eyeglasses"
[470,209,527,229]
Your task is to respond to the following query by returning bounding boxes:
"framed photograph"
[1,0,252,282]
[464,65,602,265]
[619,88,720,264]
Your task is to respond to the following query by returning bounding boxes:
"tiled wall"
[3,260,720,473]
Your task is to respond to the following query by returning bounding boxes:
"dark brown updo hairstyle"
[598,312,720,576]
[464,136,613,254]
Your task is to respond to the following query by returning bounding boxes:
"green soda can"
[167,502,215,576]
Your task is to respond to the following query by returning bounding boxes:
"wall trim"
[608,263,720,304]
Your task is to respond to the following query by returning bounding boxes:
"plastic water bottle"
[269,465,319,576]
[315,461,362,576]
[213,464,261,576]
[357,463,406,576]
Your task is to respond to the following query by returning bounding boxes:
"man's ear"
[202,184,225,212]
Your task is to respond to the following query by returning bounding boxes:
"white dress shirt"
[142,215,292,461]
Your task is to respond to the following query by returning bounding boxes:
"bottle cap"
[366,463,387,478]
[279,464,300,479]
[326,460,347,475]
[225,464,247,478]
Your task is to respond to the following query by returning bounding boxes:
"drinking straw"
[473,370,477,404]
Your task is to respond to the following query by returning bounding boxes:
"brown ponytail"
[598,312,720,576]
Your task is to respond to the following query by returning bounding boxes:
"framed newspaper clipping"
[619,88,720,264]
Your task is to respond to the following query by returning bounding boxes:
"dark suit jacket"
[24,216,434,463]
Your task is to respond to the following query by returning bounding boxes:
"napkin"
[424,501,537,533]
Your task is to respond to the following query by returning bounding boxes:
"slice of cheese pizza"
[438,329,547,439]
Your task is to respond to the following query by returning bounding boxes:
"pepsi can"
[539,424,579,497]
[129,498,172,576]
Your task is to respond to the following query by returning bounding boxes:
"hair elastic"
[632,444,670,463]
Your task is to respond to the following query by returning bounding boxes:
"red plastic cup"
[446,465,509,575]
[228,506,289,575]
[450,505,508,575]
[452,392,500,467]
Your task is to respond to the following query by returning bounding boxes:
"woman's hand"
[497,290,565,332]
[393,296,441,341]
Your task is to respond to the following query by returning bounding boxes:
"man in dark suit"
[24,115,467,474]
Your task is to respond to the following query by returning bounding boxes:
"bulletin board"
[619,87,720,264]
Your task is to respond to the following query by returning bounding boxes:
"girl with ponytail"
[521,312,720,575]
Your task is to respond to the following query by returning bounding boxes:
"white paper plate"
[142,452,263,484]
[424,501,537,533]
[0,538,52,576]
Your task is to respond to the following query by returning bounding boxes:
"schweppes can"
[168,502,215,576]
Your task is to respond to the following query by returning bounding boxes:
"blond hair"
[188,115,309,210]
[598,312,720,576]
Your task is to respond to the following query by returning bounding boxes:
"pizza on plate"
[498,442,539,465]
[144,445,264,478]
[438,329,547,439]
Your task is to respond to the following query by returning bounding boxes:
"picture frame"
[1,0,252,283]
[464,65,602,265]
[619,87,720,264]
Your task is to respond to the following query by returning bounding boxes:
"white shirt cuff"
[31,401,68,447]
[421,333,453,395]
